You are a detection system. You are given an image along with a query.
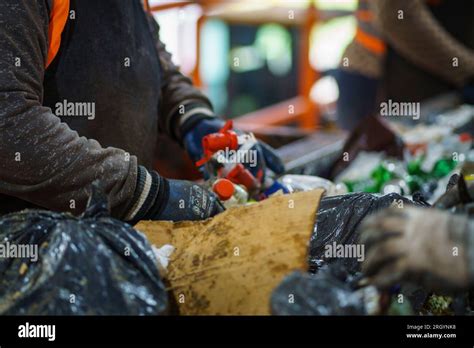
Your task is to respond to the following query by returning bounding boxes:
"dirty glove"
[360,206,474,292]
[181,117,285,180]
[124,166,224,223]
[434,173,474,210]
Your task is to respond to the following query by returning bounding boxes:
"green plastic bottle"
[431,158,457,178]
[344,164,394,193]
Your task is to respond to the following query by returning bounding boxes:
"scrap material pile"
[335,105,474,204]
[138,101,473,316]
[1,104,474,315]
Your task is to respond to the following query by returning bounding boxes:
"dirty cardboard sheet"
[136,189,323,315]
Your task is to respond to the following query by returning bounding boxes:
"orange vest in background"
[354,0,443,56]
[354,0,386,55]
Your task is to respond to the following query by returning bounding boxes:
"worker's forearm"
[146,15,216,142]
[0,102,138,218]
[160,74,215,142]
[371,0,474,87]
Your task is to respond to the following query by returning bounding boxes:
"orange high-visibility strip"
[355,27,386,55]
[45,0,70,68]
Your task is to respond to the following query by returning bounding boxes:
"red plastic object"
[212,178,235,201]
[459,133,472,143]
[226,164,259,192]
[196,120,238,167]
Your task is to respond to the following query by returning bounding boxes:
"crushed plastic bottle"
[279,175,347,196]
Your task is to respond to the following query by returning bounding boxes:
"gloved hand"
[182,118,285,180]
[434,173,474,210]
[360,206,471,292]
[158,178,224,221]
[125,166,224,223]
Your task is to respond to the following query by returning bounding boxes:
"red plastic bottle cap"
[213,179,235,201]
[459,133,471,143]
[203,131,238,153]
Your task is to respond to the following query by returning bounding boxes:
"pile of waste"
[334,105,474,203]
[1,105,473,316]
[197,120,348,208]
[335,133,470,202]
[269,105,474,316]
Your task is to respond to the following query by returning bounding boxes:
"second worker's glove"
[359,206,473,293]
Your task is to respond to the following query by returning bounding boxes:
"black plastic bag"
[309,192,417,273]
[271,262,370,315]
[271,262,427,316]
[0,184,167,315]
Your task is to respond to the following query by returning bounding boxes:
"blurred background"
[151,0,357,177]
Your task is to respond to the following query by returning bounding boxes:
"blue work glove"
[125,166,224,223]
[182,118,285,180]
[158,178,224,221]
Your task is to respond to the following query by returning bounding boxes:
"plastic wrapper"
[309,192,417,273]
[0,184,167,315]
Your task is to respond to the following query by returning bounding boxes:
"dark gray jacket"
[0,0,214,218]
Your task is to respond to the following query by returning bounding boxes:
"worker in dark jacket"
[0,0,284,223]
[336,0,474,131]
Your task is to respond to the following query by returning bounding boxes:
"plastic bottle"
[212,178,248,208]
[279,175,347,196]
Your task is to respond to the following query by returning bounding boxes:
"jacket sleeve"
[0,0,138,219]
[370,0,474,87]
[146,14,217,142]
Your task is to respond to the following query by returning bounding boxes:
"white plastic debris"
[280,174,348,196]
[152,244,175,274]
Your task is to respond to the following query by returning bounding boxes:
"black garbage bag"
[0,184,167,315]
[309,192,418,273]
[271,262,427,316]
[271,262,372,315]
